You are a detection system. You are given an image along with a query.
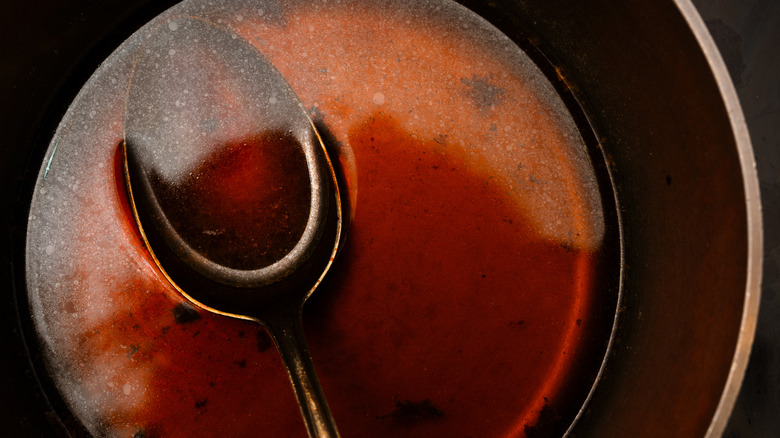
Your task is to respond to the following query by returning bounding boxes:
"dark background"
[0,0,777,436]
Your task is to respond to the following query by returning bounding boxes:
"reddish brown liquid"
[82,114,604,437]
[148,131,311,270]
[33,3,614,437]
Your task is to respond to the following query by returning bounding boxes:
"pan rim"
[672,1,764,437]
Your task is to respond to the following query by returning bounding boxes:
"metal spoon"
[122,16,343,437]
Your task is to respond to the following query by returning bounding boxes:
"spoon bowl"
[122,16,344,437]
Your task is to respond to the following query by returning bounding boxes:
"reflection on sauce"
[25,1,613,437]
[144,131,311,270]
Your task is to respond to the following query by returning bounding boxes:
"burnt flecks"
[127,344,140,358]
[524,399,564,438]
[380,399,444,424]
[461,75,505,110]
[509,320,526,329]
[172,303,201,324]
[234,359,247,368]
[195,398,209,409]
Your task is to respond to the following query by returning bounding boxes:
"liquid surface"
[141,131,312,270]
[26,0,612,436]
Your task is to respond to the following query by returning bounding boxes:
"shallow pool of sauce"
[141,130,312,271]
[26,1,610,436]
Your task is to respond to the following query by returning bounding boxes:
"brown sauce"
[143,131,312,270]
[26,1,616,436]
[81,113,602,437]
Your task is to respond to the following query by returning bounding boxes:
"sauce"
[25,1,615,436]
[141,131,312,271]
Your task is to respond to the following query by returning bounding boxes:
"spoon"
[122,16,343,437]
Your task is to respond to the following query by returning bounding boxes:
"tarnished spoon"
[122,16,343,437]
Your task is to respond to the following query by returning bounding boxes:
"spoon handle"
[263,312,341,438]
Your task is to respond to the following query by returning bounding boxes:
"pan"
[0,0,762,436]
